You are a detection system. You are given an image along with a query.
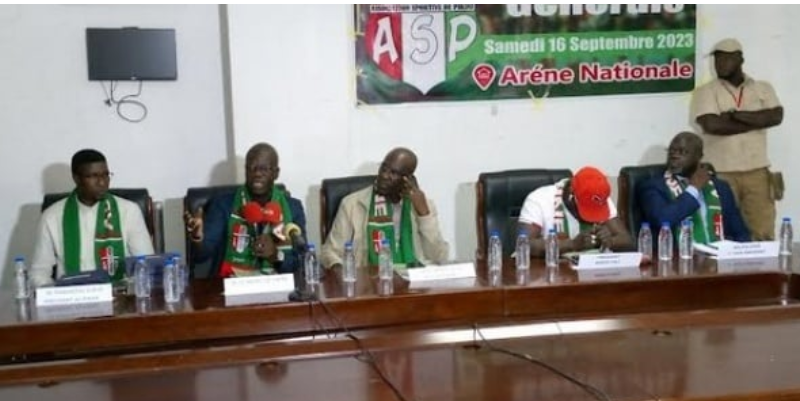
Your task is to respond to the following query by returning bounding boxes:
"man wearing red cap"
[518,166,633,257]
[691,38,784,240]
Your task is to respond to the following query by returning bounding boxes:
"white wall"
[0,5,229,287]
[227,5,798,260]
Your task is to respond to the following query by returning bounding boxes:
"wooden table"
[1,254,798,400]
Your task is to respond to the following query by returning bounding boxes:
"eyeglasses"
[246,164,278,174]
[81,172,113,180]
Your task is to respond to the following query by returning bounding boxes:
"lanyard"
[729,86,744,109]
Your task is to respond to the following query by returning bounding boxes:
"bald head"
[375,147,418,201]
[245,142,280,201]
[667,131,703,175]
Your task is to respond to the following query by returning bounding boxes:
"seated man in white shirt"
[518,166,633,257]
[30,149,154,287]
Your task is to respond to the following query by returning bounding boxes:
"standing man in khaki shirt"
[321,147,449,270]
[691,38,784,240]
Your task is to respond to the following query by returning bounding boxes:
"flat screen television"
[86,28,177,81]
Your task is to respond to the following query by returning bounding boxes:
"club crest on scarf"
[231,222,250,252]
[372,230,386,254]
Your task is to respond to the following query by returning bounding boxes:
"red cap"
[571,166,611,223]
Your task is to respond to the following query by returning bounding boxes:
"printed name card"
[35,301,114,322]
[577,267,641,282]
[716,241,779,260]
[717,257,778,274]
[572,252,642,270]
[223,273,294,296]
[225,292,290,307]
[35,283,113,307]
[406,263,476,282]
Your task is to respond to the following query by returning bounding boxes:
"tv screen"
[86,28,177,81]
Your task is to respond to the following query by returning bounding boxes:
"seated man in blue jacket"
[638,131,750,244]
[184,143,306,277]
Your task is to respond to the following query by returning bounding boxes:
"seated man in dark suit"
[638,131,750,244]
[184,143,306,277]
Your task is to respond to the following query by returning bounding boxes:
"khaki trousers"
[718,168,776,241]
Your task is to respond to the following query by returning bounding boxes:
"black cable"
[99,80,148,123]
[311,297,415,401]
[472,324,611,401]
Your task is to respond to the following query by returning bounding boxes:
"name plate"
[577,267,641,282]
[225,292,290,307]
[572,252,642,270]
[409,277,477,290]
[406,263,476,282]
[35,301,114,322]
[716,241,779,260]
[223,273,294,296]
[717,257,779,273]
[35,283,113,307]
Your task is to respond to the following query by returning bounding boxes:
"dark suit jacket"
[194,191,307,277]
[637,174,751,242]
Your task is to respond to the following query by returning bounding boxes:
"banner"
[355,5,697,105]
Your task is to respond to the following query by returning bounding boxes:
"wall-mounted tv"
[86,28,177,81]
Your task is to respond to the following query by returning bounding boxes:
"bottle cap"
[640,222,650,228]
[344,240,353,249]
[661,221,670,227]
[14,256,25,262]
[490,230,500,237]
[518,229,528,237]
[136,255,146,261]
[307,243,316,251]
[783,217,791,222]
[548,228,556,234]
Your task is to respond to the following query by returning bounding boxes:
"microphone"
[284,222,307,252]
[242,201,266,235]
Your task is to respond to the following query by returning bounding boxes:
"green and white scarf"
[664,171,723,244]
[366,190,416,267]
[220,186,293,277]
[62,192,125,281]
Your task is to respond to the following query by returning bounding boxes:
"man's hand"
[593,223,614,250]
[253,233,278,262]
[184,209,204,242]
[571,230,596,252]
[403,175,430,216]
[689,164,712,190]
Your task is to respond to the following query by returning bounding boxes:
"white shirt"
[518,180,618,238]
[30,195,154,287]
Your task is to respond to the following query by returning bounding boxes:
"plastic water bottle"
[305,243,320,285]
[678,219,693,260]
[134,256,151,298]
[163,257,180,303]
[658,222,673,262]
[488,230,503,274]
[343,241,356,283]
[14,256,29,299]
[780,217,793,256]
[545,228,559,268]
[515,231,530,272]
[637,222,653,263]
[171,253,187,294]
[379,238,393,280]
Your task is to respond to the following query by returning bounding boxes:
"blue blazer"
[637,174,750,242]
[194,191,307,277]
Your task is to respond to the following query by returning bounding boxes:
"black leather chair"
[476,169,572,259]
[617,164,667,238]
[42,189,156,245]
[319,175,376,242]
